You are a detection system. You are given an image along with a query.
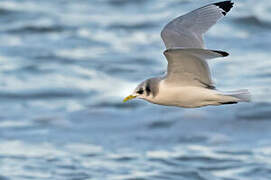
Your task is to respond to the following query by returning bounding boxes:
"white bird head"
[123,78,159,103]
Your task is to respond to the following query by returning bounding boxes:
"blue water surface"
[0,0,271,179]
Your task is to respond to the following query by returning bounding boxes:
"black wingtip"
[220,101,238,105]
[214,1,234,16]
[212,50,229,57]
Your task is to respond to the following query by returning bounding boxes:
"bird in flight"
[123,1,250,108]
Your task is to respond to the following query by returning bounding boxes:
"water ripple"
[0,0,270,179]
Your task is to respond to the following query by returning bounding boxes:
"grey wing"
[161,1,234,49]
[163,48,228,88]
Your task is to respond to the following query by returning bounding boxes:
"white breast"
[150,80,219,108]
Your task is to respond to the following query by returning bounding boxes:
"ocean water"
[0,0,271,179]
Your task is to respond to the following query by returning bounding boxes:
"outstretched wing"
[164,48,228,88]
[161,1,234,49]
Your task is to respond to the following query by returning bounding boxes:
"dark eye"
[137,89,144,94]
[146,86,151,94]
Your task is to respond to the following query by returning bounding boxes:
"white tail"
[220,89,251,103]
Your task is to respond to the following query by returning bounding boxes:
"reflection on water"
[0,0,271,179]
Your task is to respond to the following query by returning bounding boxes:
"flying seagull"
[123,1,251,108]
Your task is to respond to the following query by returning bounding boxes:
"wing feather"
[161,1,234,49]
[164,48,228,88]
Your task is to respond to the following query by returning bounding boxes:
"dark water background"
[1,0,271,179]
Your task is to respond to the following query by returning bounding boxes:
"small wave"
[178,135,208,144]
[234,15,271,29]
[108,153,139,161]
[108,22,157,30]
[0,89,89,100]
[88,101,141,109]
[236,102,271,121]
[216,149,252,156]
[239,166,271,179]
[8,25,65,34]
[148,120,175,129]
[0,8,16,15]
[162,170,207,180]
[107,0,146,6]
[0,175,9,180]
[148,158,179,167]
[175,155,241,164]
[58,172,90,180]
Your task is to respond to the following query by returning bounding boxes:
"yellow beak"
[123,95,137,102]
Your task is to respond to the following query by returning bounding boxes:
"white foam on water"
[57,47,107,60]
[65,143,103,155]
[0,120,30,128]
[0,141,67,158]
[208,24,250,39]
[0,35,22,46]
[77,28,160,53]
[0,1,56,14]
